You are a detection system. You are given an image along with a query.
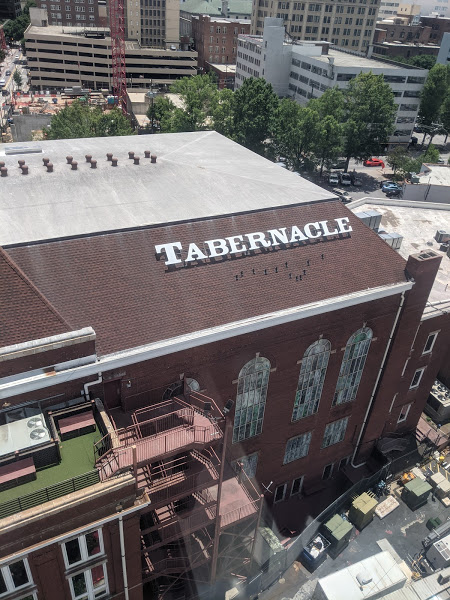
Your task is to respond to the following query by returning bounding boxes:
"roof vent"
[91,159,97,169]
[71,161,78,170]
[18,159,25,168]
[66,155,73,164]
[111,157,118,166]
[30,428,48,440]
[47,162,54,172]
[151,154,157,163]
[133,156,140,165]
[128,151,135,159]
[42,157,50,166]
[106,152,113,161]
[27,417,44,428]
[144,150,151,158]
[1,167,7,177]
[85,154,92,163]
[20,165,29,175]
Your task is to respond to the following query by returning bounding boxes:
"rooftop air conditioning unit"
[435,230,450,243]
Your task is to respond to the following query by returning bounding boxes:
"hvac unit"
[435,230,450,244]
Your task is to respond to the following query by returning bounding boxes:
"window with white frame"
[322,417,349,448]
[233,356,270,443]
[398,403,411,423]
[0,559,34,597]
[274,483,287,503]
[410,367,425,389]
[292,339,331,420]
[63,529,104,568]
[333,327,373,405]
[231,452,258,479]
[291,475,304,496]
[423,331,439,354]
[284,431,312,464]
[69,564,108,600]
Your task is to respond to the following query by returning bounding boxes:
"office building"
[235,18,427,145]
[191,15,250,69]
[180,0,252,38]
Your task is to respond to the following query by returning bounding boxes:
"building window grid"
[0,559,33,597]
[69,565,108,600]
[233,357,270,443]
[292,339,331,421]
[322,417,349,448]
[284,431,312,464]
[333,327,373,405]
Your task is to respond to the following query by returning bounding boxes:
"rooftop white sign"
[155,217,352,266]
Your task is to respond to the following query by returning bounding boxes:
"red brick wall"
[192,15,250,69]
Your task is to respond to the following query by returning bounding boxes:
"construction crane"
[109,0,127,114]
[0,27,7,52]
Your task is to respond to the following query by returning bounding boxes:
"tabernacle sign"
[155,217,352,266]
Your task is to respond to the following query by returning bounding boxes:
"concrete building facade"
[24,20,197,91]
[191,14,250,69]
[235,18,426,145]
[250,0,380,55]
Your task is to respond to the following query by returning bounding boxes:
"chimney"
[221,0,229,14]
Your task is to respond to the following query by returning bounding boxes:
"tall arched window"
[233,356,271,444]
[333,327,373,406]
[292,339,331,421]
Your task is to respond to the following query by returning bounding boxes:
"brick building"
[191,15,250,70]
[34,0,108,28]
[0,132,449,600]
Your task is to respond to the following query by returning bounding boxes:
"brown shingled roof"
[6,201,407,355]
[0,247,71,348]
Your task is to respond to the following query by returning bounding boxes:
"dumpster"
[300,533,330,571]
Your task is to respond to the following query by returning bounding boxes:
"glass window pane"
[0,571,7,594]
[233,357,270,443]
[9,560,29,588]
[72,572,87,597]
[66,539,82,565]
[91,564,105,590]
[86,531,101,557]
[333,328,372,405]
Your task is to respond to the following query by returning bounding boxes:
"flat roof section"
[0,131,334,246]
[352,202,450,305]
[313,49,417,70]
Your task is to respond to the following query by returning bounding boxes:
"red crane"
[0,27,7,52]
[109,0,127,114]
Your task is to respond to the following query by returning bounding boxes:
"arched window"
[292,339,331,421]
[333,327,373,406]
[233,357,271,444]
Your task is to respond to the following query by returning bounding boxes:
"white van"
[0,79,6,88]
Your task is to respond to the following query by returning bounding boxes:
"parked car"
[5,70,11,76]
[438,158,445,164]
[340,172,352,186]
[364,158,385,168]
[332,188,352,203]
[331,159,347,170]
[380,180,396,189]
[329,173,339,185]
[0,79,5,88]
[383,183,402,197]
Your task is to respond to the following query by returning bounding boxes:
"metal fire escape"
[109,0,127,114]
[94,386,262,599]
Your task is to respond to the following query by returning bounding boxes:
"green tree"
[386,146,409,174]
[272,98,304,169]
[46,101,134,139]
[168,74,219,131]
[418,64,450,142]
[341,72,397,170]
[314,115,343,175]
[232,77,279,155]
[211,88,234,138]
[440,92,450,141]
[3,0,36,41]
[421,143,440,164]
[393,54,436,70]
[310,87,344,122]
[146,96,175,132]
[13,70,23,89]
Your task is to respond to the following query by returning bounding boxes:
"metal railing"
[142,506,217,548]
[220,499,260,529]
[0,470,100,519]
[147,471,218,506]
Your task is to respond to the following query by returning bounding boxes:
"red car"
[364,158,385,168]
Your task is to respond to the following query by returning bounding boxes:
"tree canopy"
[46,101,135,139]
[3,1,36,41]
[393,54,436,70]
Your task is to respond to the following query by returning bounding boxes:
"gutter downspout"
[118,512,130,600]
[351,291,406,469]
[84,372,102,401]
